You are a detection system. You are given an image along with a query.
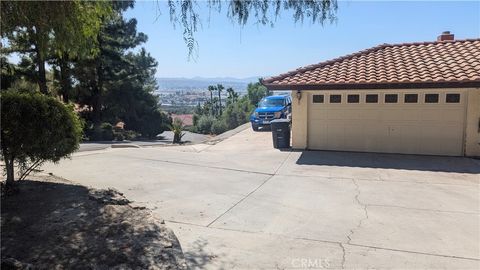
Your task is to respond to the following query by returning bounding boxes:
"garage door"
[307,91,466,156]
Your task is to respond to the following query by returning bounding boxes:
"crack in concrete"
[205,174,275,227]
[346,178,369,245]
[205,150,293,228]
[276,172,478,187]
[366,203,479,215]
[117,154,276,176]
[167,219,480,262]
[339,242,346,269]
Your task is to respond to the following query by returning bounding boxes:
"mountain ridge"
[156,76,265,92]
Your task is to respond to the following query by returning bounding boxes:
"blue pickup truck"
[250,95,292,131]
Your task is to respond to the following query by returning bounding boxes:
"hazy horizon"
[126,1,480,78]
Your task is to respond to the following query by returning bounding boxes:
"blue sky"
[126,1,480,78]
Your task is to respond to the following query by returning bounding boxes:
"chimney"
[437,31,454,42]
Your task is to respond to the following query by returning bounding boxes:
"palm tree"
[212,96,219,116]
[226,87,234,105]
[232,91,239,103]
[207,85,215,115]
[217,84,224,115]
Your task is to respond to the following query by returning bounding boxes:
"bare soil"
[1,174,187,270]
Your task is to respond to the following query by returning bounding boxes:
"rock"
[88,188,130,205]
[162,241,173,248]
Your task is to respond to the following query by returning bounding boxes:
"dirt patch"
[1,175,187,270]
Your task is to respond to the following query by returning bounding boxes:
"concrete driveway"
[42,128,480,269]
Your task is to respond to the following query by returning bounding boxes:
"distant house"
[262,32,480,156]
[171,114,194,127]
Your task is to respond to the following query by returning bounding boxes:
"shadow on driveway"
[295,150,480,174]
[1,179,186,269]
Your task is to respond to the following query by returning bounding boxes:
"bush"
[1,91,82,186]
[100,122,114,141]
[195,115,216,134]
[169,118,185,143]
[247,82,269,106]
[114,132,125,141]
[223,97,254,129]
[211,120,228,135]
[83,122,114,141]
[123,130,139,140]
[192,114,199,126]
[183,125,197,133]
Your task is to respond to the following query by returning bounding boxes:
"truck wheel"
[252,124,259,131]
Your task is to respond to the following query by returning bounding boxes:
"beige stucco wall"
[291,91,308,149]
[290,88,480,156]
[465,88,480,157]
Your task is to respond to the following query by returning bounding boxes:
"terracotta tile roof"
[262,39,480,90]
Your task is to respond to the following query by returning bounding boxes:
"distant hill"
[156,76,263,92]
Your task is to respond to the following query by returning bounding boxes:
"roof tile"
[263,39,480,89]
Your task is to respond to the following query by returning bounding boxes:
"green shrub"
[123,130,139,140]
[211,120,228,135]
[169,118,185,143]
[247,82,269,106]
[82,121,94,141]
[195,115,216,134]
[100,122,114,140]
[83,122,114,141]
[114,132,125,141]
[1,91,82,186]
[192,114,199,126]
[184,125,197,133]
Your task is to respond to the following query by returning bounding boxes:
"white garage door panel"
[360,109,382,120]
[307,93,465,156]
[400,110,420,121]
[420,125,463,155]
[382,109,405,121]
[399,125,422,154]
[326,124,346,150]
[442,109,464,122]
[363,123,386,152]
[308,123,328,148]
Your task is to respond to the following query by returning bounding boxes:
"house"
[171,114,194,127]
[262,32,480,156]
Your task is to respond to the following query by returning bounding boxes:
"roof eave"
[262,81,480,91]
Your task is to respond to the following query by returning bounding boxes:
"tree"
[226,87,239,105]
[226,87,233,105]
[69,7,170,139]
[217,84,224,115]
[247,81,269,106]
[223,95,254,130]
[207,85,215,115]
[164,0,338,57]
[102,48,169,138]
[50,53,74,102]
[1,91,82,186]
[170,118,185,143]
[1,1,113,94]
[1,56,17,90]
[72,6,147,126]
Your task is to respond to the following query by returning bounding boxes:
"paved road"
[43,129,480,269]
[158,131,210,144]
[78,131,211,152]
